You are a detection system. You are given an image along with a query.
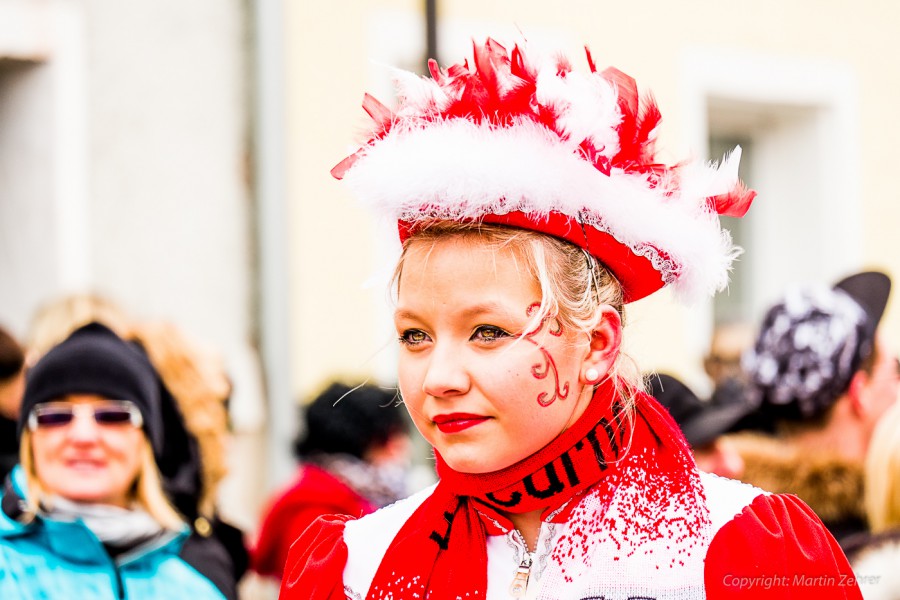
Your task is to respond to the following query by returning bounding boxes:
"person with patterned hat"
[730,270,897,549]
[281,38,861,599]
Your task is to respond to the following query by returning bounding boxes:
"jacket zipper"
[509,529,535,598]
[114,564,125,599]
[508,553,533,598]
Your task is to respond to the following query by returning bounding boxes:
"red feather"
[708,185,757,218]
[362,93,394,137]
[338,37,754,220]
[584,46,597,74]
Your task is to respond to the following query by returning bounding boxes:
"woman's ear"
[581,306,622,384]
[845,368,871,419]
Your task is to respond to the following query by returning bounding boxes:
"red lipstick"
[432,413,490,434]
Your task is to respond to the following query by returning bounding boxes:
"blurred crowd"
[0,292,414,600]
[0,268,896,598]
[651,270,899,599]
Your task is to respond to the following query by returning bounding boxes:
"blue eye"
[472,326,510,342]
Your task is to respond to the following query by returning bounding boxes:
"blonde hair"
[864,400,900,532]
[393,221,643,405]
[27,293,131,361]
[19,429,184,530]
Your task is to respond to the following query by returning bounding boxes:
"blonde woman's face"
[29,395,144,507]
[395,236,594,474]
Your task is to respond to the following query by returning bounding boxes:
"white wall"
[0,0,262,527]
[0,60,58,338]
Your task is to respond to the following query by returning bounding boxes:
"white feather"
[535,68,621,158]
[392,68,449,116]
[679,146,743,202]
[342,119,740,301]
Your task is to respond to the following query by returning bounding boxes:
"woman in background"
[22,293,247,599]
[0,323,226,599]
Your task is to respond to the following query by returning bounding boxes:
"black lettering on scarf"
[559,450,580,487]
[612,398,628,447]
[485,490,522,508]
[598,417,619,457]
[584,428,608,470]
[429,510,456,550]
[523,463,565,499]
[636,404,662,448]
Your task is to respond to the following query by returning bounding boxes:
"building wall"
[0,0,260,526]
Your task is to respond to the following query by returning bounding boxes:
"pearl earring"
[585,368,600,383]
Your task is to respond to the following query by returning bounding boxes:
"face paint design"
[524,303,570,407]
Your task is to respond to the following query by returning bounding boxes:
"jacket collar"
[1,466,187,565]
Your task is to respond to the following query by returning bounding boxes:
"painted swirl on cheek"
[523,303,570,407]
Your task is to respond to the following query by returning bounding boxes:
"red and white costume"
[281,383,860,600]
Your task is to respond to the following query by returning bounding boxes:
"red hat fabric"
[333,38,755,303]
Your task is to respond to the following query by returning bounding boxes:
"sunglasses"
[27,401,143,431]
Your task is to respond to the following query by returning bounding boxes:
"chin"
[441,452,484,474]
[442,452,509,475]
[60,491,105,503]
[55,486,118,505]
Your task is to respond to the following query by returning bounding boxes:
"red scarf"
[365,379,684,600]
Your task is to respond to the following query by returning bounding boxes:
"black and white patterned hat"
[742,271,891,422]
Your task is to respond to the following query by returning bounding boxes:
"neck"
[506,509,543,553]
[788,398,867,464]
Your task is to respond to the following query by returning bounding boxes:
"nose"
[66,408,102,442]
[422,341,470,398]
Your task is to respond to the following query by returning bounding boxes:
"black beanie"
[18,322,163,452]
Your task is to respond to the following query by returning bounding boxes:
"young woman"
[0,323,226,599]
[281,38,861,599]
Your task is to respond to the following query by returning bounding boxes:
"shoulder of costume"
[698,471,767,534]
[704,492,861,597]
[343,483,437,595]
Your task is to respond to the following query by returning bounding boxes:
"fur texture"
[132,322,231,518]
[334,38,755,302]
[728,431,865,525]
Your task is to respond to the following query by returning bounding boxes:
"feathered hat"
[332,38,756,303]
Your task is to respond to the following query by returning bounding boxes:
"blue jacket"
[0,468,225,600]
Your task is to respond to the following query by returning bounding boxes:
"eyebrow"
[394,302,518,322]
